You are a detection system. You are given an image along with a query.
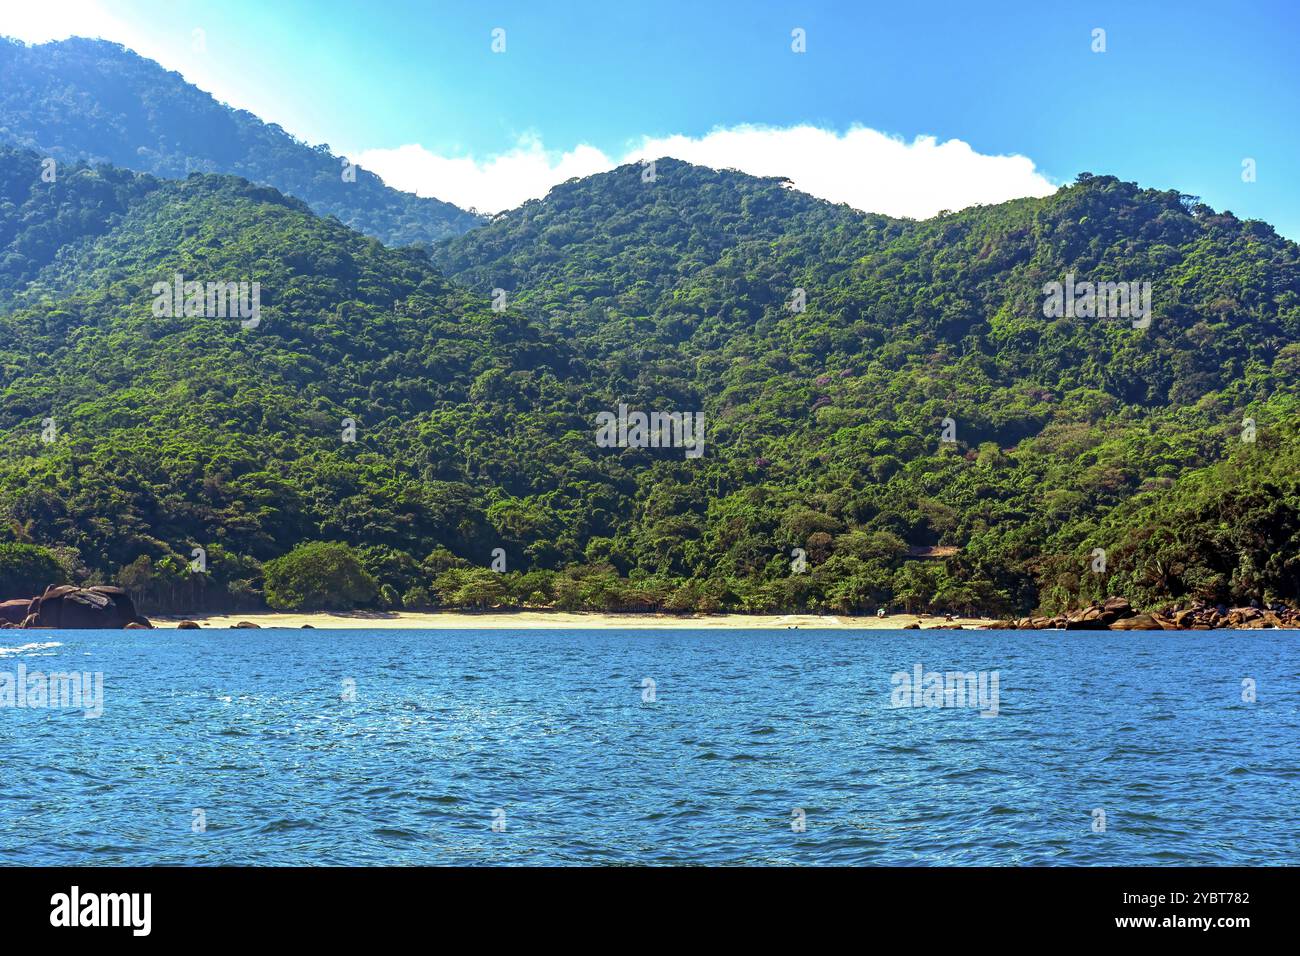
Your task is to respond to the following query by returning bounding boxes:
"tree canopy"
[263,541,378,612]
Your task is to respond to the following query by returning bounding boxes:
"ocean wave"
[0,641,63,656]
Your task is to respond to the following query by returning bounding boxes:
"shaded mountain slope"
[0,36,482,245]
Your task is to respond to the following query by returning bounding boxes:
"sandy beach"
[153,610,996,630]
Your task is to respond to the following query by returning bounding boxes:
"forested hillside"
[0,147,1296,616]
[432,160,1300,614]
[0,36,482,245]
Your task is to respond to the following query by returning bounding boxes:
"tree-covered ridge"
[0,150,1296,615]
[432,160,1300,612]
[0,150,579,609]
[0,36,483,246]
[433,159,881,338]
[0,146,159,299]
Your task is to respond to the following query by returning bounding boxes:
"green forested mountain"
[0,36,482,245]
[0,146,1296,616]
[433,160,1300,614]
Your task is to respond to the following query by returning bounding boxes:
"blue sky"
[5,0,1299,235]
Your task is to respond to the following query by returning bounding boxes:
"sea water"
[0,628,1294,865]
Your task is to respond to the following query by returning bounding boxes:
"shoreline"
[152,610,996,630]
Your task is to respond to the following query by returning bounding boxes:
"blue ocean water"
[0,628,1295,866]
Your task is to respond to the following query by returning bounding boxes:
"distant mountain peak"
[0,34,483,246]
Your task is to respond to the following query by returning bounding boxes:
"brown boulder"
[232,621,261,629]
[176,620,201,629]
[0,597,34,625]
[1065,605,1111,630]
[23,585,150,629]
[1016,616,1067,629]
[1227,607,1263,627]
[1102,597,1133,619]
[1110,613,1164,630]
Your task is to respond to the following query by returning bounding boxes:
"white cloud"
[631,125,1058,218]
[356,135,612,215]
[359,124,1057,219]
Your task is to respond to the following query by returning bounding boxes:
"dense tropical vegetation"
[0,139,1296,616]
[0,541,68,600]
[263,541,379,612]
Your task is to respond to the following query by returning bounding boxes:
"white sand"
[152,610,995,630]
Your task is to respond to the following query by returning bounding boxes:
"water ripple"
[0,628,1295,865]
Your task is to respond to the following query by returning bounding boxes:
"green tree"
[263,542,378,611]
[0,543,67,600]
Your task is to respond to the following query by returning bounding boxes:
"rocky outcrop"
[21,585,151,629]
[1064,597,1134,630]
[0,598,32,626]
[1010,615,1068,629]
[989,597,1299,631]
[1109,613,1163,631]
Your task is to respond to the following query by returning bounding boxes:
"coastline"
[152,610,997,630]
